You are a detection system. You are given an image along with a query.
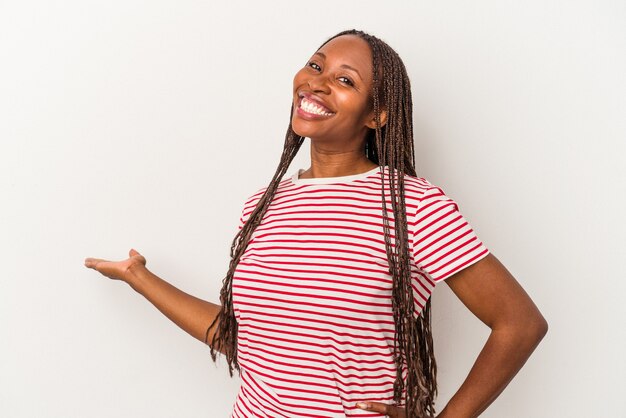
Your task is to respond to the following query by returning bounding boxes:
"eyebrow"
[313,51,363,81]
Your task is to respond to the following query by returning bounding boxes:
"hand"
[84,248,147,283]
[356,401,406,417]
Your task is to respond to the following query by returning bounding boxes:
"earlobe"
[366,108,388,129]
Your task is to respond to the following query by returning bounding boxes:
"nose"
[307,73,331,94]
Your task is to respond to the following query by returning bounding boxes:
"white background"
[1,1,624,417]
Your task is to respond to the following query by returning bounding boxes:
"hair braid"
[205,107,305,373]
[207,29,438,418]
[328,29,438,417]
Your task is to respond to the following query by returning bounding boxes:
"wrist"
[125,262,149,292]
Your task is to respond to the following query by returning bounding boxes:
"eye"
[338,76,354,86]
[307,61,321,71]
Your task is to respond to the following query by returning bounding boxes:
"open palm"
[84,249,146,282]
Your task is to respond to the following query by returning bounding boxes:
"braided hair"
[206,29,438,417]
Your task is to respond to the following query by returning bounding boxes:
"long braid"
[319,30,438,417]
[206,30,438,418]
[205,106,305,374]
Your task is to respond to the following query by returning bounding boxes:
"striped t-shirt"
[230,165,489,417]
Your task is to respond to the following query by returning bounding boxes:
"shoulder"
[240,176,292,218]
[399,171,449,211]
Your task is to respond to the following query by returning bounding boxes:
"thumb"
[129,248,141,257]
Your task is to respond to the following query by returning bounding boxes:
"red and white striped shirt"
[230,165,489,417]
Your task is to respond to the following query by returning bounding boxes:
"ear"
[365,107,388,129]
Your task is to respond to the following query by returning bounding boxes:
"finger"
[356,401,392,416]
[84,257,106,269]
[129,249,146,266]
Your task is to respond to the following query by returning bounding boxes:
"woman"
[85,29,548,417]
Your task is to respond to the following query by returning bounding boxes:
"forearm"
[437,323,547,418]
[126,264,224,353]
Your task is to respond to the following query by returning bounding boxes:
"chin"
[291,117,310,138]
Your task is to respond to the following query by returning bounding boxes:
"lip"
[295,91,335,120]
[298,91,334,112]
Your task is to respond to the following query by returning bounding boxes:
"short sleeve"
[409,184,489,315]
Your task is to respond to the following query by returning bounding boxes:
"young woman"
[85,29,548,418]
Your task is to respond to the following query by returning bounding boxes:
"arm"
[84,249,225,354]
[357,253,548,418]
[436,253,548,418]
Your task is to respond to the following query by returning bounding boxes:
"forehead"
[315,35,373,79]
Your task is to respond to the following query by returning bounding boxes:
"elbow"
[496,312,548,345]
[533,314,549,341]
[521,313,549,345]
[520,302,549,341]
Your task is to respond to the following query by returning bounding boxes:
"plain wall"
[1,1,624,417]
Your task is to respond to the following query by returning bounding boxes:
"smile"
[298,96,335,117]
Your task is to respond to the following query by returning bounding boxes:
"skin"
[85,34,548,418]
[291,34,387,178]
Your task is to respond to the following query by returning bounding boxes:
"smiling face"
[291,35,380,146]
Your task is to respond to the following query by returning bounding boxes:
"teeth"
[300,97,333,116]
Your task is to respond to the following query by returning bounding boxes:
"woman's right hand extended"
[84,248,223,347]
[84,249,147,283]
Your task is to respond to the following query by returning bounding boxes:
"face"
[291,35,378,145]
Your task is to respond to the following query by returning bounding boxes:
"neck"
[299,141,377,179]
